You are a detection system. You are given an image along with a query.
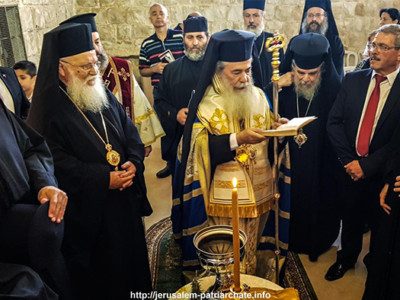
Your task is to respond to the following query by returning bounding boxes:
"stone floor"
[143,139,368,299]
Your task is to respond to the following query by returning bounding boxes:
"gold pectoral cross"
[105,144,120,171]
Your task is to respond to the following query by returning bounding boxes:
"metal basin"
[193,225,247,274]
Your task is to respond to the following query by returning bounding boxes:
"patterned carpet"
[146,217,317,299]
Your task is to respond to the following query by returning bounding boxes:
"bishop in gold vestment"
[172,30,282,275]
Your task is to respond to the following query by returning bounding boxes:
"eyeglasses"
[307,13,326,19]
[60,60,101,71]
[368,43,400,52]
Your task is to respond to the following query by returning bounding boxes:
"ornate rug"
[146,217,317,299]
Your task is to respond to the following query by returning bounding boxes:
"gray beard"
[294,75,322,101]
[67,74,109,113]
[184,46,206,61]
[98,50,109,71]
[245,25,263,37]
[301,17,328,35]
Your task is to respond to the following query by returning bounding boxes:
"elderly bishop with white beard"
[172,30,287,276]
[27,23,152,300]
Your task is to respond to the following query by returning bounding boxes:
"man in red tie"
[326,24,400,281]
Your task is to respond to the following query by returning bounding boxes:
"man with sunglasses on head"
[327,24,400,281]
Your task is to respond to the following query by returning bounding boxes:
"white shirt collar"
[371,66,400,86]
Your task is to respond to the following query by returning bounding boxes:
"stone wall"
[0,0,75,65]
[1,0,396,69]
[76,0,398,62]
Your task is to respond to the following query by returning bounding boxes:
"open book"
[260,116,317,137]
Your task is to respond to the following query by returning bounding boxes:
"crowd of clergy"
[0,0,400,299]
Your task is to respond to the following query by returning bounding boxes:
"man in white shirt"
[327,24,400,281]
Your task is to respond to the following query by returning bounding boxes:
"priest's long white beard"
[67,74,109,113]
[219,74,256,121]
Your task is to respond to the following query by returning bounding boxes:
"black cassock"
[0,101,56,209]
[0,101,65,299]
[253,32,284,89]
[280,35,344,79]
[154,56,203,162]
[39,87,152,299]
[363,143,400,300]
[268,77,342,260]
[325,35,344,78]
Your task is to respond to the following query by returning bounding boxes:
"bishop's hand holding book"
[262,116,317,137]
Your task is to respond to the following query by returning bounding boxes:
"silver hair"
[215,59,254,73]
[291,60,325,72]
[376,24,400,48]
[368,30,378,42]
[215,61,228,74]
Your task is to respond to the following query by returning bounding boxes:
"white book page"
[278,116,317,129]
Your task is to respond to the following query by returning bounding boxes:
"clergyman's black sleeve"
[209,134,235,170]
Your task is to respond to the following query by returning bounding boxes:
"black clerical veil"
[243,0,265,10]
[176,30,256,201]
[60,13,98,32]
[27,23,94,133]
[183,16,208,33]
[280,0,342,75]
[300,0,339,36]
[290,33,329,69]
[280,33,339,81]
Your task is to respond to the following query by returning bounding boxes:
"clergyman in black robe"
[242,0,284,89]
[362,125,400,300]
[268,33,342,261]
[27,23,152,300]
[0,97,69,298]
[154,16,208,175]
[280,0,344,79]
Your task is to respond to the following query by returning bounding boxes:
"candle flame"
[232,177,237,188]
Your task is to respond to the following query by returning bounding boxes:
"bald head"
[187,11,202,18]
[149,3,169,29]
[149,3,168,16]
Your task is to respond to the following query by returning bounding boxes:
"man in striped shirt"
[139,3,184,178]
[139,3,184,89]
